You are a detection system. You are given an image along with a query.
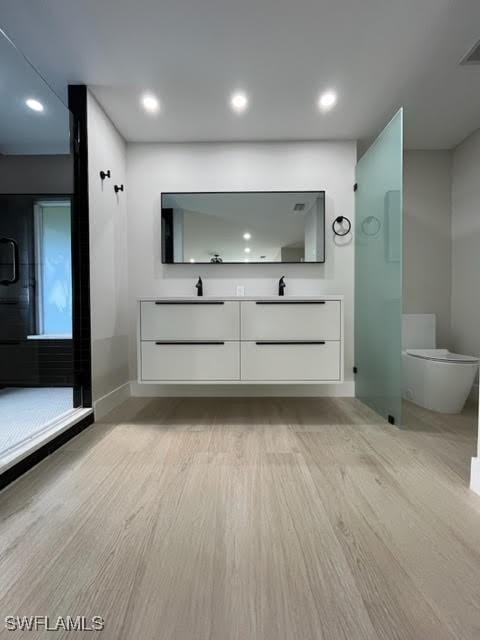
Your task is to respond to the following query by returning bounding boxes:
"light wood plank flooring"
[0,397,479,639]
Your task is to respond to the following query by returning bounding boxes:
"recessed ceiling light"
[244,247,251,253]
[25,98,44,112]
[230,91,248,114]
[244,258,249,263]
[141,93,160,113]
[243,232,251,240]
[318,90,337,112]
[189,258,195,263]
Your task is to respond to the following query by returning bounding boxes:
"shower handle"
[0,237,19,285]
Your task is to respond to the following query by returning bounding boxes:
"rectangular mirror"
[161,191,325,264]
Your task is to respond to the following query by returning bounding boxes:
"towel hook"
[332,216,351,237]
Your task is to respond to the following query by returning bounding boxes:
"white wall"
[451,130,480,467]
[451,130,480,361]
[126,141,356,396]
[403,151,452,347]
[87,92,130,410]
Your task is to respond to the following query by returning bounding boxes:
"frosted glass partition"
[355,109,403,425]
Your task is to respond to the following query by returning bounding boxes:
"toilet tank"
[402,314,436,349]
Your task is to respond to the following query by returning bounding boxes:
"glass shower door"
[355,109,403,425]
[0,29,76,464]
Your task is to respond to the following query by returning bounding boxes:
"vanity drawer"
[240,300,341,341]
[140,301,240,341]
[141,341,240,381]
[241,341,340,381]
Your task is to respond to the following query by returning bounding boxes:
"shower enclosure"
[0,30,91,473]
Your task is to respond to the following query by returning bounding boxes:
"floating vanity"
[137,296,344,384]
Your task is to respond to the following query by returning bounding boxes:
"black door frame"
[68,85,92,409]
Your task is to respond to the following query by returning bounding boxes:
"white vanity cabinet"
[139,300,240,381]
[241,300,341,341]
[140,300,240,341]
[141,341,240,381]
[137,296,343,384]
[240,341,340,381]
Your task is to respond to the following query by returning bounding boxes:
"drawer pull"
[255,341,326,345]
[255,300,326,305]
[154,301,224,305]
[155,340,225,345]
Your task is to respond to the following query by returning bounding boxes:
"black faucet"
[195,276,203,297]
[278,275,286,297]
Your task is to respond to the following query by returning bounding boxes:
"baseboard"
[130,380,355,398]
[470,457,480,496]
[93,382,131,419]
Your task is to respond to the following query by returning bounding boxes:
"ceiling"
[1,0,480,148]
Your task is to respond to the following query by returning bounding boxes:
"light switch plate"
[236,285,245,296]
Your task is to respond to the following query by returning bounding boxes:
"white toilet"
[402,314,479,414]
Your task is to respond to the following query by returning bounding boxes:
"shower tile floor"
[0,387,73,456]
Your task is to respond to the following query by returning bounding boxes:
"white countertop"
[138,295,343,302]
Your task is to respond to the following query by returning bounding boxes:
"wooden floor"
[0,397,479,639]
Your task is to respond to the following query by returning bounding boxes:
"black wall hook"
[332,216,351,237]
[114,184,124,194]
[99,170,111,180]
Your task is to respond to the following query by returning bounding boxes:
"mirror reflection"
[161,191,325,263]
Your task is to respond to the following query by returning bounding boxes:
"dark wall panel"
[0,155,74,194]
[0,339,73,387]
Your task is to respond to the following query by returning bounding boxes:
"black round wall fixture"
[332,216,351,237]
[99,170,111,180]
[114,184,124,194]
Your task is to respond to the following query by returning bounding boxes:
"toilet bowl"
[402,349,478,413]
[402,315,479,414]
